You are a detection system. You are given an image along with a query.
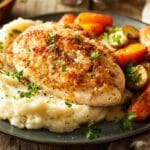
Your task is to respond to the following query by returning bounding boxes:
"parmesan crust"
[6,22,125,106]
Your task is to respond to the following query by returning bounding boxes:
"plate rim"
[0,121,150,145]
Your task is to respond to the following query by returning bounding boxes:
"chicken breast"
[6,22,125,106]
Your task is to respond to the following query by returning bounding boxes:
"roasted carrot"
[79,23,104,36]
[59,14,75,24]
[128,98,150,121]
[143,85,150,108]
[75,12,113,27]
[128,81,150,121]
[114,43,147,67]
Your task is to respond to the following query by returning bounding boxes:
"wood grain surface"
[0,0,144,150]
[12,0,89,17]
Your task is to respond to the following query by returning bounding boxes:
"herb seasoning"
[65,101,72,108]
[1,70,24,81]
[90,51,99,60]
[17,83,40,98]
[0,41,3,51]
[126,62,141,83]
[116,113,136,131]
[47,35,55,43]
[84,122,101,140]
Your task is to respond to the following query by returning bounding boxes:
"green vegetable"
[112,26,121,33]
[90,51,99,60]
[116,113,136,131]
[49,45,56,51]
[0,41,3,51]
[84,122,101,140]
[126,62,141,83]
[1,70,10,76]
[17,83,40,98]
[61,66,67,72]
[1,70,24,81]
[47,35,55,43]
[27,48,31,52]
[65,101,72,108]
[46,96,54,104]
[113,34,122,44]
[73,37,81,44]
[46,99,53,104]
[100,32,109,43]
[9,29,22,37]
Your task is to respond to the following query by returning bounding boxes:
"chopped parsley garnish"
[13,95,17,100]
[9,29,22,37]
[1,70,24,81]
[17,83,40,98]
[65,101,72,108]
[12,29,22,34]
[47,35,55,43]
[100,32,109,43]
[112,26,121,33]
[27,48,31,52]
[84,122,101,140]
[46,96,54,104]
[90,51,99,60]
[113,34,121,44]
[1,70,9,76]
[73,37,81,44]
[60,66,67,72]
[49,45,56,51]
[0,41,3,51]
[116,113,136,131]
[46,99,53,104]
[126,62,141,83]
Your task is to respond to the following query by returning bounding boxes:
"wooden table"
[0,0,145,149]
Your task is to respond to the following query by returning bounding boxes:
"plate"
[0,11,149,145]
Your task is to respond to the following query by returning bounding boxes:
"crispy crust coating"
[6,22,125,106]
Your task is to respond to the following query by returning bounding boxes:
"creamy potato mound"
[0,18,41,51]
[0,74,107,132]
[0,18,41,69]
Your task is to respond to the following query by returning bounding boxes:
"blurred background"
[0,0,149,24]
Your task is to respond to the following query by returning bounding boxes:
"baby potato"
[126,64,148,90]
[122,25,139,39]
[109,30,128,48]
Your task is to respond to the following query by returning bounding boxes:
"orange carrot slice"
[75,12,113,27]
[114,43,147,67]
[59,14,75,24]
[79,23,104,36]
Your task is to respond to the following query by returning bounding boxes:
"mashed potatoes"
[0,74,107,132]
[0,18,41,70]
[0,18,41,51]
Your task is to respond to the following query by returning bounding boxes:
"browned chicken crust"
[6,22,125,106]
